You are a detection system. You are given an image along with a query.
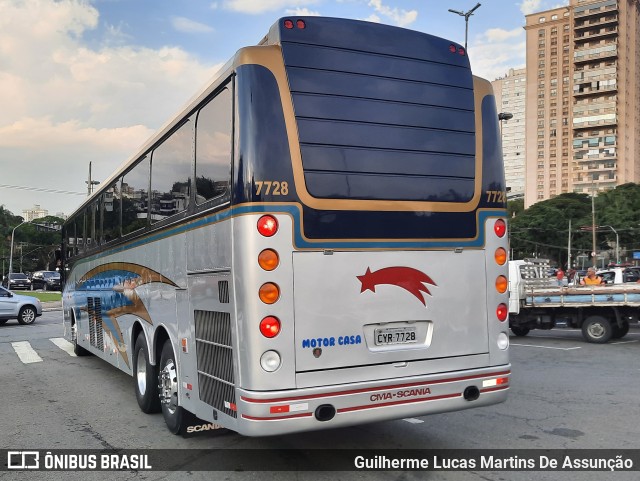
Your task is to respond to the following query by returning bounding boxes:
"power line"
[0,183,85,196]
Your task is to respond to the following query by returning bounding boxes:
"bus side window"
[195,86,232,205]
[103,179,121,243]
[151,120,193,223]
[122,156,150,235]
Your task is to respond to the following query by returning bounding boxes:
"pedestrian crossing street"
[10,338,76,364]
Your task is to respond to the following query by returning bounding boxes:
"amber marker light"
[258,249,280,271]
[495,247,507,266]
[259,283,280,304]
[496,275,508,294]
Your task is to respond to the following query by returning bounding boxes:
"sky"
[0,0,568,218]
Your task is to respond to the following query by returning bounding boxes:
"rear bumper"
[236,365,510,436]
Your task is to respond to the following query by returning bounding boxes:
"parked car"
[31,270,61,291]
[0,286,42,325]
[596,267,640,285]
[1,272,32,290]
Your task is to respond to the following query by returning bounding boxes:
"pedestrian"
[556,268,567,286]
[580,267,603,286]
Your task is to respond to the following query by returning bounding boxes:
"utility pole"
[86,161,100,196]
[591,186,596,267]
[448,3,482,52]
[567,219,572,269]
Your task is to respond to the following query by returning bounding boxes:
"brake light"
[495,247,507,265]
[449,44,457,53]
[259,282,280,304]
[258,249,280,271]
[260,316,281,338]
[257,215,278,237]
[458,47,466,56]
[495,275,508,294]
[496,303,508,321]
[296,19,306,29]
[494,219,506,238]
[284,19,294,29]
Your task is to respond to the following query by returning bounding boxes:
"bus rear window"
[280,20,476,203]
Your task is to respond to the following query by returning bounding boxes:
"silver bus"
[62,16,511,436]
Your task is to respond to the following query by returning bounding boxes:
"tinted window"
[151,121,193,223]
[76,211,86,254]
[103,180,121,243]
[122,156,149,235]
[196,87,232,204]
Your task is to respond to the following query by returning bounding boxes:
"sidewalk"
[42,301,62,312]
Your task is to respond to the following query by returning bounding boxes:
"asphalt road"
[1,310,639,480]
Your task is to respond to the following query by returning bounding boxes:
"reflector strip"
[241,370,511,404]
[243,412,313,421]
[337,393,460,413]
[224,401,238,412]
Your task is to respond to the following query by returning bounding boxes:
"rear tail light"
[260,316,281,338]
[449,44,457,53]
[458,47,466,56]
[283,19,294,29]
[257,215,278,237]
[259,282,280,304]
[495,247,507,265]
[296,19,306,29]
[494,219,506,238]
[496,303,508,321]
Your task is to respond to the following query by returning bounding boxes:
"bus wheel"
[134,333,161,414]
[581,316,612,344]
[611,321,629,339]
[510,326,530,337]
[158,340,194,434]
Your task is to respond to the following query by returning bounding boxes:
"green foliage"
[0,206,63,274]
[509,184,640,267]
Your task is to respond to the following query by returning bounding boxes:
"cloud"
[285,8,321,16]
[223,0,318,14]
[0,0,220,216]
[171,17,214,33]
[367,0,417,27]
[520,0,543,15]
[470,27,526,81]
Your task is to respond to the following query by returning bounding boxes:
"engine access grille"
[194,310,236,418]
[87,297,103,350]
[218,280,229,304]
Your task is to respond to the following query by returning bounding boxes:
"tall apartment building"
[492,68,527,199]
[524,0,640,207]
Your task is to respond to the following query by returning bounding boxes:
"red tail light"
[497,303,508,321]
[296,19,306,29]
[458,47,466,56]
[284,19,294,29]
[494,219,506,238]
[257,215,278,237]
[260,316,281,338]
[449,44,457,53]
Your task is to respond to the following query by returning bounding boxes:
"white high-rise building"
[492,68,527,199]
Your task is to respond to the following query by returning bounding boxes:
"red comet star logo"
[357,266,437,306]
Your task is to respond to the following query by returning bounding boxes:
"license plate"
[374,326,417,346]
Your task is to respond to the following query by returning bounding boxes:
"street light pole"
[599,225,619,265]
[8,221,27,281]
[448,3,482,52]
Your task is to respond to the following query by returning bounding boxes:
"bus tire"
[159,339,195,434]
[510,326,530,337]
[71,313,91,356]
[581,316,612,344]
[18,306,37,325]
[133,333,161,414]
[611,321,629,339]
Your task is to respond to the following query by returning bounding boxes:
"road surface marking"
[511,343,581,351]
[403,418,424,424]
[50,338,77,357]
[11,341,43,364]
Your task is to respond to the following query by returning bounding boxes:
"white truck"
[508,259,640,343]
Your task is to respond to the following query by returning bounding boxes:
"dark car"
[30,271,61,291]
[1,273,32,290]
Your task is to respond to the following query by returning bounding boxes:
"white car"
[0,286,42,325]
[596,267,640,285]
